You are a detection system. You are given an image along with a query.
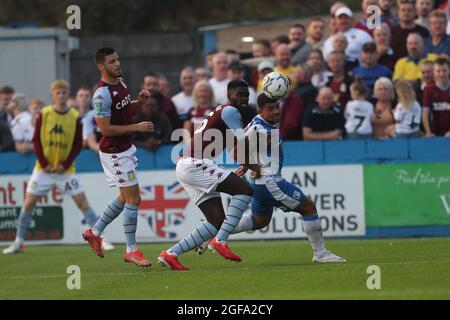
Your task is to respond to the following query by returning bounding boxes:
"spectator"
[302,87,345,140]
[0,121,14,152]
[172,67,196,122]
[67,96,78,110]
[415,0,434,29]
[355,0,380,36]
[372,77,395,139]
[0,86,15,126]
[326,51,353,109]
[422,57,450,136]
[206,49,217,73]
[323,6,374,61]
[274,44,297,89]
[183,80,215,145]
[226,49,240,65]
[250,39,273,89]
[12,98,44,154]
[294,63,319,109]
[279,89,305,141]
[227,63,257,106]
[307,49,331,88]
[142,73,181,129]
[82,109,101,153]
[373,23,396,70]
[270,35,290,54]
[415,60,435,103]
[379,0,400,26]
[133,98,173,150]
[424,9,450,56]
[391,0,430,63]
[352,42,392,95]
[386,79,422,138]
[195,67,211,82]
[75,86,92,118]
[252,39,272,58]
[393,33,438,81]
[208,52,230,105]
[256,60,275,94]
[158,74,172,98]
[345,77,374,139]
[288,23,312,65]
[331,32,359,74]
[328,2,347,35]
[306,17,326,49]
[7,94,28,133]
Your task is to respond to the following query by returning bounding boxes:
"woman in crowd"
[372,77,395,139]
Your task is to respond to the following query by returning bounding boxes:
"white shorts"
[26,170,85,197]
[99,145,139,188]
[176,156,231,205]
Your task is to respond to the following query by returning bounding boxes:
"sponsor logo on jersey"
[50,124,64,135]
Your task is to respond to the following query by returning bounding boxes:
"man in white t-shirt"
[7,94,31,153]
[12,98,44,154]
[171,67,196,121]
[208,52,230,105]
[322,7,373,61]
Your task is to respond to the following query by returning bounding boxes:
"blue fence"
[1,137,449,175]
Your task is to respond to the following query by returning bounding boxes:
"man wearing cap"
[227,62,257,106]
[256,60,275,94]
[322,6,374,61]
[352,42,392,95]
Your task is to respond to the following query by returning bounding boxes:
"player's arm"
[54,117,83,173]
[129,90,151,109]
[222,106,261,174]
[32,112,52,173]
[93,87,153,137]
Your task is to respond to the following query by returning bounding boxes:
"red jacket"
[279,92,305,141]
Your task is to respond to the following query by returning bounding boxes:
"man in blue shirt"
[352,42,392,96]
[424,10,450,57]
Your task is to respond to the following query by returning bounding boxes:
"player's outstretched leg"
[158,197,224,270]
[3,193,40,255]
[298,198,346,263]
[74,193,115,252]
[82,197,124,258]
[208,173,253,261]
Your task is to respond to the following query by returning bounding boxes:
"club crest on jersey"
[127,171,136,181]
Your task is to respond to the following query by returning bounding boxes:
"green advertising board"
[365,163,450,227]
[0,206,64,241]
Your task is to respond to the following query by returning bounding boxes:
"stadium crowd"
[0,0,449,155]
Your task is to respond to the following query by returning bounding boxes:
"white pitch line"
[3,259,450,281]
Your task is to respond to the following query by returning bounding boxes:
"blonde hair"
[29,98,45,109]
[395,79,416,110]
[192,80,215,108]
[374,77,395,100]
[50,80,69,92]
[11,94,27,111]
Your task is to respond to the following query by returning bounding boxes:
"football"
[262,71,290,100]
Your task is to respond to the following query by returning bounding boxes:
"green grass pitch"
[1,238,450,299]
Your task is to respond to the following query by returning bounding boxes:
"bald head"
[317,87,334,110]
[407,33,424,59]
[275,44,292,69]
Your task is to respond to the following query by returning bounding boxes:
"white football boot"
[101,239,115,251]
[3,242,24,254]
[313,250,346,263]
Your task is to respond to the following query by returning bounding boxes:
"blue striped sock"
[232,214,256,234]
[82,208,98,227]
[93,199,124,235]
[169,222,218,256]
[16,210,33,242]
[123,204,138,248]
[216,194,251,242]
